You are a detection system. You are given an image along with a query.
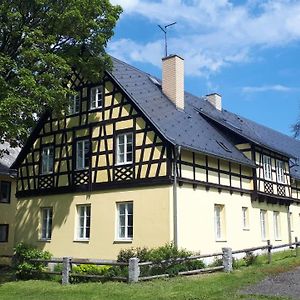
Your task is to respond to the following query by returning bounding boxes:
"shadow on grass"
[0,265,15,284]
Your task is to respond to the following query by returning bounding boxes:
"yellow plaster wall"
[15,186,172,259]
[177,184,291,254]
[0,176,17,257]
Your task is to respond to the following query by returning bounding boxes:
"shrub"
[70,264,114,283]
[117,243,205,277]
[243,251,257,266]
[208,257,223,267]
[13,243,52,280]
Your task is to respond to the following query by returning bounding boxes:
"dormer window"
[69,92,80,114]
[263,155,272,181]
[90,86,102,109]
[276,160,285,184]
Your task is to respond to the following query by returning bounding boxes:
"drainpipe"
[287,205,292,246]
[173,145,181,248]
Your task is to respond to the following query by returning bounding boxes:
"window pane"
[0,182,10,202]
[0,225,8,242]
[127,226,133,238]
[119,204,125,215]
[127,203,133,215]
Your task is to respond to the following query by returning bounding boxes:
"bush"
[13,243,52,280]
[208,257,223,267]
[117,243,205,277]
[243,251,257,266]
[70,264,114,283]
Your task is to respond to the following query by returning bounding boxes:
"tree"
[0,0,122,149]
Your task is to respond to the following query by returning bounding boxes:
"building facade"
[0,143,19,261]
[11,55,300,259]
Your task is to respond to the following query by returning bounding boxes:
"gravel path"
[240,266,300,299]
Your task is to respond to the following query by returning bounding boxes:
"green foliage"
[13,243,52,279]
[243,251,258,266]
[117,243,205,277]
[208,257,223,267]
[70,264,114,283]
[0,0,122,147]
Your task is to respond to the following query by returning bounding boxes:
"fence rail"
[25,237,300,285]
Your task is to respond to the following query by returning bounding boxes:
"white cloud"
[109,0,300,76]
[242,85,297,93]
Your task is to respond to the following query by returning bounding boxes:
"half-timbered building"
[10,55,300,259]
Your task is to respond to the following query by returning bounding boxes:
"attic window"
[216,141,232,153]
[149,76,161,86]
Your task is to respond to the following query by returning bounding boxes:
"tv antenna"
[158,22,176,57]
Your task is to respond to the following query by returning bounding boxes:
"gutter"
[173,145,181,248]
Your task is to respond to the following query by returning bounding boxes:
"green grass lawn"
[0,250,299,300]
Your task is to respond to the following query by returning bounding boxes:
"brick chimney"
[162,55,184,110]
[206,93,222,111]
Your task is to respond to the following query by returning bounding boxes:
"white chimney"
[162,55,184,110]
[206,93,222,111]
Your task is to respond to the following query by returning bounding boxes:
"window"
[41,146,54,174]
[76,140,90,170]
[260,209,268,240]
[69,93,80,114]
[0,224,8,242]
[0,181,11,203]
[41,208,53,240]
[242,207,249,230]
[276,160,285,183]
[214,204,225,241]
[273,211,281,240]
[90,86,102,109]
[263,155,272,180]
[77,205,91,240]
[117,202,133,240]
[116,133,133,165]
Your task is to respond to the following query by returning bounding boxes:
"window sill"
[215,239,227,242]
[89,107,103,111]
[114,239,133,244]
[275,239,282,241]
[73,239,90,243]
[115,162,133,167]
[38,239,51,243]
[0,201,11,204]
[243,228,250,231]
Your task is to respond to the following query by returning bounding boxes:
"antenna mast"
[158,22,176,57]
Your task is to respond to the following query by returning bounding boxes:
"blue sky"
[109,0,300,137]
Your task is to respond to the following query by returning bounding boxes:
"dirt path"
[240,266,300,299]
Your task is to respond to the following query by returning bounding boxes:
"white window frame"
[276,160,285,184]
[116,202,133,240]
[214,204,225,241]
[41,146,54,175]
[90,86,102,110]
[69,92,80,114]
[260,209,268,240]
[263,155,272,181]
[116,133,133,165]
[76,140,90,170]
[242,207,249,230]
[41,207,53,240]
[273,211,281,240]
[76,205,91,240]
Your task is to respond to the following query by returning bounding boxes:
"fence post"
[222,247,233,273]
[128,257,140,283]
[295,237,299,257]
[62,257,71,285]
[267,240,272,264]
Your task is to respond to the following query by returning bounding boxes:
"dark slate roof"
[195,99,300,159]
[109,56,300,175]
[109,57,254,167]
[0,142,20,176]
